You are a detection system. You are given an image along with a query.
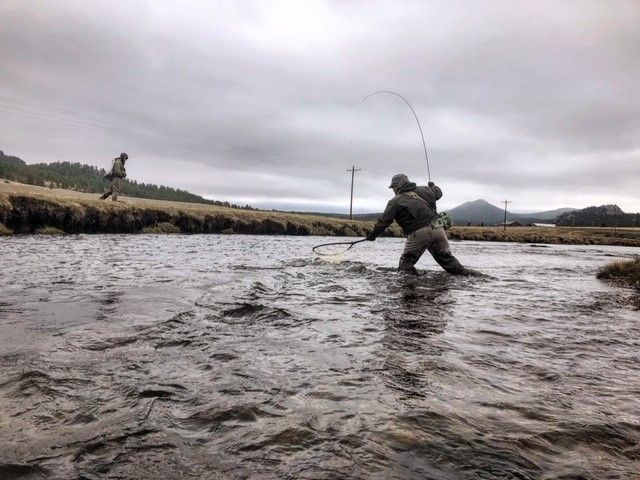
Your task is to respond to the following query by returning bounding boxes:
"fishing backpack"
[403,191,454,230]
[431,212,453,230]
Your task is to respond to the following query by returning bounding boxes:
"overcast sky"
[1,1,639,213]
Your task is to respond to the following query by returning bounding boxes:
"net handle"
[312,238,367,255]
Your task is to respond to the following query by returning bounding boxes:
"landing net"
[312,239,366,256]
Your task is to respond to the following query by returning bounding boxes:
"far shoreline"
[1,181,640,247]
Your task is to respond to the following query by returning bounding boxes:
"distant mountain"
[556,204,638,227]
[513,207,576,221]
[447,200,578,225]
[0,150,255,209]
[447,199,508,225]
[305,202,636,228]
[313,201,578,225]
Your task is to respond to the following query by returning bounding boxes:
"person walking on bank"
[100,152,128,201]
[366,174,466,275]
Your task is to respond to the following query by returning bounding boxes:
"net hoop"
[312,239,367,256]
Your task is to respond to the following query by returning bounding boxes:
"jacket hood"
[396,181,416,194]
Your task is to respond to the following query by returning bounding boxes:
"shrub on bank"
[0,222,12,235]
[597,258,640,288]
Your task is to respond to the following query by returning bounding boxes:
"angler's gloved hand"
[366,232,376,241]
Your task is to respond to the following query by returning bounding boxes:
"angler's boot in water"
[398,266,421,276]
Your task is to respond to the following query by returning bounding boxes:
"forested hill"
[556,204,639,227]
[0,150,254,209]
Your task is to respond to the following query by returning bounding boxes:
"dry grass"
[0,181,360,225]
[0,222,12,236]
[0,181,337,223]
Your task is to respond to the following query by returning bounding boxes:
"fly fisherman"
[366,174,466,275]
[100,152,128,201]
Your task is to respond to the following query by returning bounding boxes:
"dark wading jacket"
[370,181,442,238]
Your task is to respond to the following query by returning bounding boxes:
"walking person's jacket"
[110,157,127,179]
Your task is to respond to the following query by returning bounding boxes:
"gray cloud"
[1,0,639,213]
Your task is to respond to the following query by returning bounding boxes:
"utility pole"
[346,166,361,220]
[502,200,512,231]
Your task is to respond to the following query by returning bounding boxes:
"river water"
[0,235,638,480]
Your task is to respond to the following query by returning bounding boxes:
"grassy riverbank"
[597,258,640,287]
[0,181,381,236]
[1,181,640,247]
[597,258,640,309]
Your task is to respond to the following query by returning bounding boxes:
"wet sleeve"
[371,200,398,238]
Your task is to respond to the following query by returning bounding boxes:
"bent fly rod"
[361,90,431,182]
[312,91,429,257]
